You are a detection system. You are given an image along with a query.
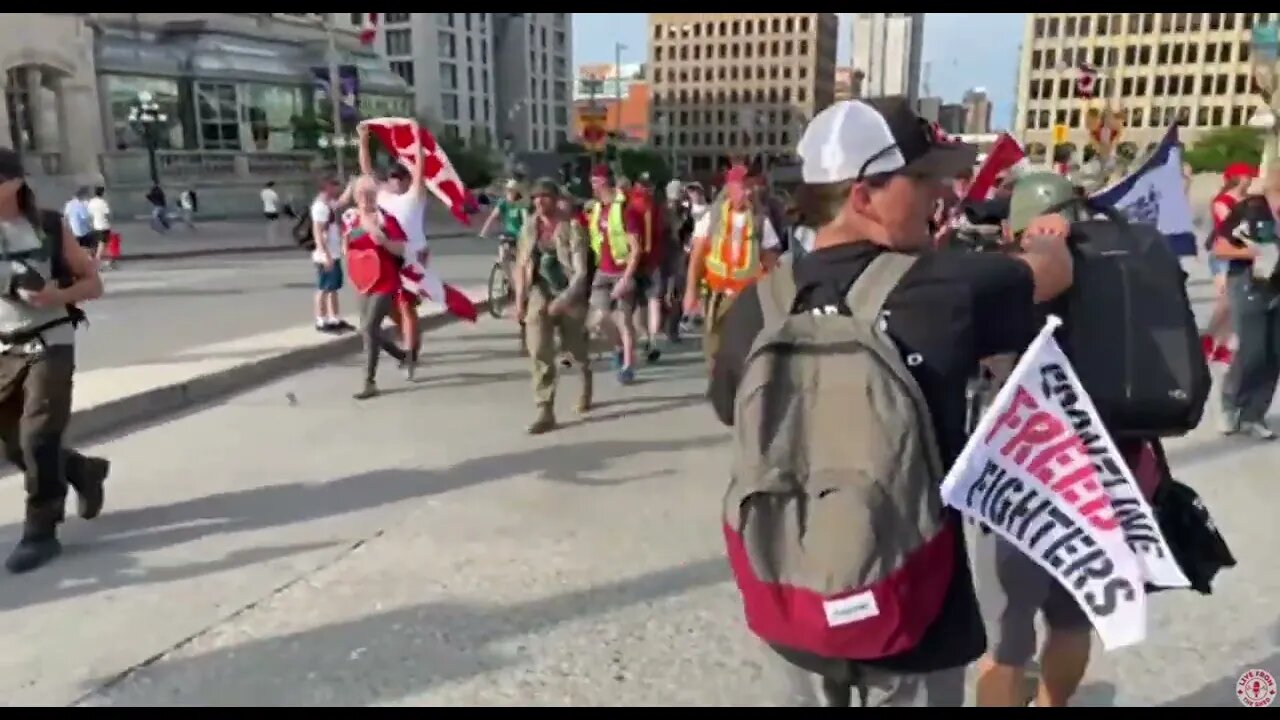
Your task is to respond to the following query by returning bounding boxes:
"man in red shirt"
[586,166,644,384]
[629,177,669,363]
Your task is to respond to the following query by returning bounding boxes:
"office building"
[0,13,409,217]
[963,87,994,134]
[851,13,924,101]
[647,12,838,174]
[1014,12,1275,159]
[834,66,864,101]
[573,63,650,144]
[340,12,573,153]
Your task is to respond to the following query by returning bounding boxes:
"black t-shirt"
[1220,195,1279,288]
[708,241,1039,674]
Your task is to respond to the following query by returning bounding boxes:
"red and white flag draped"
[360,117,479,322]
[359,13,380,46]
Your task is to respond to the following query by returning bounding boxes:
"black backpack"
[292,213,316,251]
[1051,207,1211,438]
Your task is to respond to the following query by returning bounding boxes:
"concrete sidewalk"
[112,219,478,261]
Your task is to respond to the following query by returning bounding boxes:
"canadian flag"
[341,208,479,323]
[1076,63,1100,98]
[363,117,474,226]
[359,13,379,46]
[963,132,1026,203]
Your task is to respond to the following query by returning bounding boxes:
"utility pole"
[325,13,347,179]
[614,42,627,135]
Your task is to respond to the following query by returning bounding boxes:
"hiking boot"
[527,406,557,435]
[76,456,110,520]
[5,531,61,574]
[577,371,594,413]
[1241,420,1277,441]
[354,383,380,401]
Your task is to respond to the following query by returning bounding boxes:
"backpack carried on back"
[1052,209,1211,438]
[723,252,955,661]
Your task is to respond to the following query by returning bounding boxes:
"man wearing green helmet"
[1004,171,1087,240]
[971,170,1096,708]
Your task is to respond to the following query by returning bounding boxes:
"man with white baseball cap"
[707,98,1076,707]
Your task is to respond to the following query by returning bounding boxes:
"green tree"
[436,133,498,189]
[1183,126,1263,173]
[617,147,672,196]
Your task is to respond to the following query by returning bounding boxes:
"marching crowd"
[0,88,1270,707]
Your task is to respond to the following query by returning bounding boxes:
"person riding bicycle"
[480,179,529,243]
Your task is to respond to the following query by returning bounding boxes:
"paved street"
[79,235,496,373]
[0,317,1274,706]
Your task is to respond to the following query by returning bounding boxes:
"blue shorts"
[1209,256,1229,277]
[315,260,344,292]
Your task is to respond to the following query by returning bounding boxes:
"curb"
[65,297,492,445]
[119,232,477,261]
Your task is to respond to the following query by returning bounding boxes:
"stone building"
[1,13,410,218]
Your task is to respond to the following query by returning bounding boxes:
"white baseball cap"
[798,98,978,184]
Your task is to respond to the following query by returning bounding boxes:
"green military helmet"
[1008,171,1077,235]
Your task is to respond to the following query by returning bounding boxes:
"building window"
[438,31,456,58]
[466,36,474,62]
[195,81,240,151]
[1034,17,1045,38]
[468,96,476,121]
[385,12,409,23]
[464,13,472,32]
[441,93,459,121]
[385,29,412,56]
[439,12,454,28]
[440,63,458,90]
[240,83,300,150]
[390,61,415,86]
[467,66,475,92]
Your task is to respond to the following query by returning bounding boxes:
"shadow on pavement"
[105,287,250,300]
[0,435,720,612]
[80,555,733,706]
[1158,648,1280,706]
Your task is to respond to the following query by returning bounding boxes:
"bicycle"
[486,233,518,319]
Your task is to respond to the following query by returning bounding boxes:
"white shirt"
[260,187,280,214]
[180,191,195,211]
[309,196,343,262]
[791,225,817,254]
[377,186,429,254]
[86,196,111,231]
[692,207,782,252]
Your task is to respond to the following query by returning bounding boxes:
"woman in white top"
[85,186,113,268]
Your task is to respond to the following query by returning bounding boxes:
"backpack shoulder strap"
[846,251,917,328]
[755,254,798,328]
[843,251,943,476]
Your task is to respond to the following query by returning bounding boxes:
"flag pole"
[326,13,347,179]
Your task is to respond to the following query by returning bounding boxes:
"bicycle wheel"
[487,262,511,319]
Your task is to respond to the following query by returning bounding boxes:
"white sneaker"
[1240,421,1277,441]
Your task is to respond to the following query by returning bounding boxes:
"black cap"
[0,148,25,183]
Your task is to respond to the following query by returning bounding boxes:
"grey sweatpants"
[1222,274,1280,423]
[774,653,965,707]
[359,292,406,384]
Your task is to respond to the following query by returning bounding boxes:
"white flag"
[940,316,1189,651]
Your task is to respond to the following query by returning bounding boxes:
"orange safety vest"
[703,204,763,294]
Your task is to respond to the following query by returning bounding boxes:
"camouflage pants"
[525,289,590,408]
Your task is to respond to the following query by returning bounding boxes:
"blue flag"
[1090,126,1197,257]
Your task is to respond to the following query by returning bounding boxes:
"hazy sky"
[573,13,1027,130]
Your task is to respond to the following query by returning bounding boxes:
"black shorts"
[75,233,96,250]
[264,212,280,222]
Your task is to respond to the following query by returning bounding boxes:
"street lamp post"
[128,91,168,187]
